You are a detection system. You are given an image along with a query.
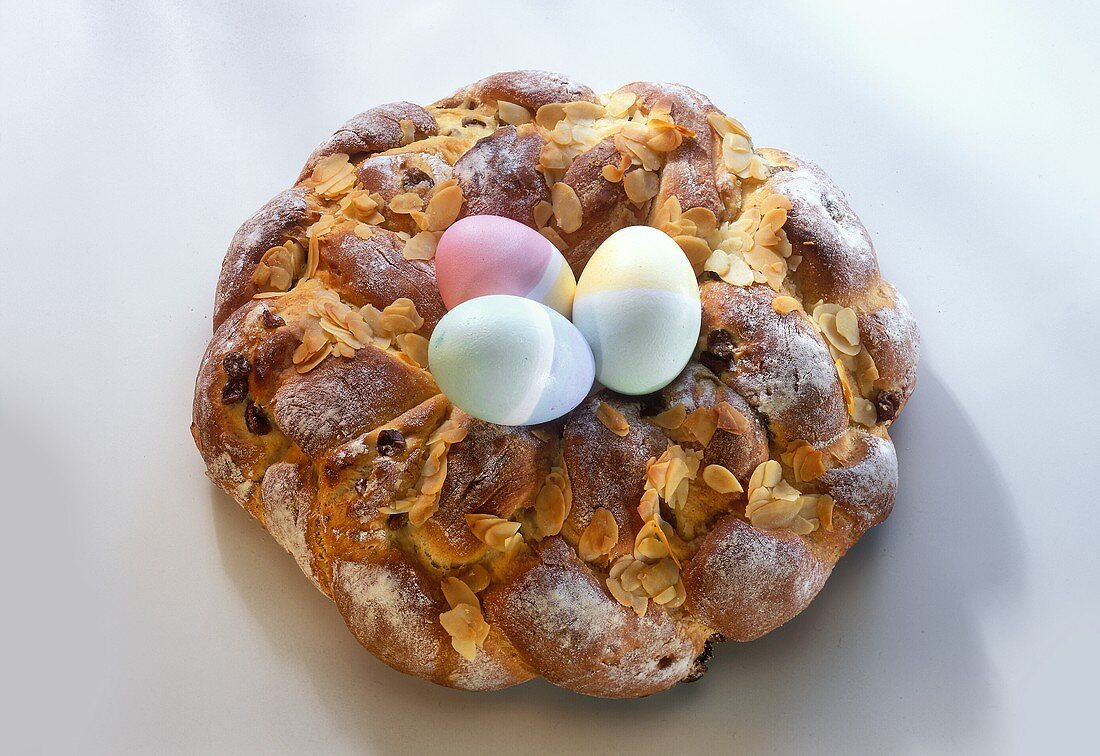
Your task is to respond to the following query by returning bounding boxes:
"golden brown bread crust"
[355,151,454,235]
[454,124,550,226]
[271,345,438,456]
[298,102,438,180]
[193,71,920,697]
[194,301,294,514]
[482,538,705,698]
[618,82,726,225]
[761,148,880,305]
[816,429,898,535]
[261,460,321,589]
[332,542,535,690]
[563,396,669,560]
[682,515,832,641]
[416,415,552,565]
[661,365,769,488]
[212,188,314,330]
[759,147,921,417]
[433,70,598,113]
[558,138,647,273]
[316,228,447,333]
[700,282,849,448]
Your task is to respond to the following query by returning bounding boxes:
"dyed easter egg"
[435,215,576,317]
[573,226,701,395]
[428,295,594,425]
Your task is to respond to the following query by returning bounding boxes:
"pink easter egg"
[435,215,576,317]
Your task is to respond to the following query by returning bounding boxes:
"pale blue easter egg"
[428,295,595,425]
[573,226,701,395]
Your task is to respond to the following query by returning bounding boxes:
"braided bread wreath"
[192,71,920,698]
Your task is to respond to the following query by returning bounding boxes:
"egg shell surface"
[427,294,594,426]
[573,225,701,395]
[435,215,576,317]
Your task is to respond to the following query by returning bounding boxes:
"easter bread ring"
[192,71,920,697]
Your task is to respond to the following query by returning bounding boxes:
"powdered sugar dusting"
[456,70,597,112]
[860,285,921,394]
[446,648,528,692]
[333,558,441,679]
[207,451,253,502]
[213,188,309,328]
[454,125,549,226]
[820,432,898,528]
[487,539,697,696]
[702,283,847,446]
[272,347,438,455]
[765,154,879,301]
[782,168,872,258]
[563,397,666,550]
[683,515,830,641]
[875,287,915,342]
[334,556,529,690]
[261,462,317,585]
[299,101,437,179]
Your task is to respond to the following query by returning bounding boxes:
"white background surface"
[1,1,1097,753]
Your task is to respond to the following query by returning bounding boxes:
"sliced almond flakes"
[772,295,802,315]
[715,401,749,435]
[307,153,357,199]
[534,466,571,538]
[623,169,659,203]
[395,333,429,368]
[454,564,490,594]
[681,207,718,237]
[496,100,533,126]
[539,226,569,251]
[651,404,687,430]
[438,580,490,662]
[252,241,305,293]
[389,192,424,214]
[551,182,583,233]
[682,406,718,446]
[596,402,630,437]
[852,397,878,426]
[533,200,553,228]
[403,231,440,261]
[675,235,711,274]
[578,508,619,562]
[782,440,826,482]
[421,183,464,232]
[703,464,743,494]
[465,514,522,551]
[440,576,479,610]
